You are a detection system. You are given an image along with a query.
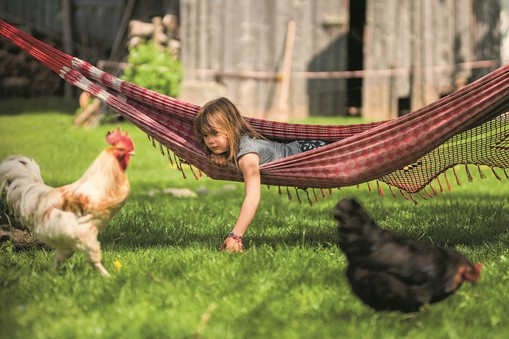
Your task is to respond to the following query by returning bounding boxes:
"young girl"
[193,97,328,253]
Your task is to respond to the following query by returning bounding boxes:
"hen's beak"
[129,151,136,156]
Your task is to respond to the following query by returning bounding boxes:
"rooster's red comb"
[106,128,134,149]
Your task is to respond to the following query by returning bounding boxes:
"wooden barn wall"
[180,0,349,119]
[363,0,501,121]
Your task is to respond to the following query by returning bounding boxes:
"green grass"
[1,99,509,338]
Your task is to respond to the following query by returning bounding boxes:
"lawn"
[1,98,508,339]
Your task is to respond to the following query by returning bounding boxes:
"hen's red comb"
[106,127,134,149]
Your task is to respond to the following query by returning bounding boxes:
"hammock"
[1,20,509,204]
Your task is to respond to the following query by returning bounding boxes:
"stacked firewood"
[128,14,180,57]
[0,32,62,98]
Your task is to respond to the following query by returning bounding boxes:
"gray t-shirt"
[237,135,302,164]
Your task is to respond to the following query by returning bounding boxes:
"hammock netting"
[2,20,509,204]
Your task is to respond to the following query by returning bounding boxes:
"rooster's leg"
[78,236,111,277]
[85,251,111,277]
[54,248,74,270]
[74,224,111,277]
[93,262,111,277]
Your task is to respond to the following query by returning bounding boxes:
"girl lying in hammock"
[193,97,329,253]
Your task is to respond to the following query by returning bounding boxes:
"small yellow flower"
[114,259,122,271]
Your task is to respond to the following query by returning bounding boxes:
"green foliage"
[121,41,183,98]
[1,102,509,338]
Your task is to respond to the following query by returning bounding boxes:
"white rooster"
[0,128,134,277]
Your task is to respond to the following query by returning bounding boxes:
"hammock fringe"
[491,167,502,181]
[423,188,434,199]
[418,191,428,200]
[429,183,438,196]
[366,181,373,192]
[400,190,410,200]
[444,172,452,192]
[389,186,397,198]
[377,181,385,196]
[286,187,292,201]
[409,194,419,205]
[453,167,461,186]
[478,166,487,179]
[304,189,313,206]
[312,189,319,203]
[465,165,474,182]
[437,177,445,193]
[189,164,200,180]
[295,188,302,204]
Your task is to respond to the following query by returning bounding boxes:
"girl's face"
[203,132,229,154]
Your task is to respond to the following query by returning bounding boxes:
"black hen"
[334,198,481,313]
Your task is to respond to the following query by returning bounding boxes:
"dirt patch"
[0,224,46,250]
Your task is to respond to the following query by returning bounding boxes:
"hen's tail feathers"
[334,198,378,231]
[0,156,51,226]
[334,198,384,256]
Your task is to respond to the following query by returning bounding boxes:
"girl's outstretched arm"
[222,153,261,252]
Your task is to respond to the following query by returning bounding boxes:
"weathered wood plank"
[180,0,349,118]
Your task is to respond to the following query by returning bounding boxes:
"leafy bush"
[122,41,183,98]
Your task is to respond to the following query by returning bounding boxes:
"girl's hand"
[209,154,228,167]
[220,235,243,253]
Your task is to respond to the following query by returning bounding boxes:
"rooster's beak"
[129,151,136,156]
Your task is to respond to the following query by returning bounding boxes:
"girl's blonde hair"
[193,97,263,167]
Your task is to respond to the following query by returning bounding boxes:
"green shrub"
[122,41,183,98]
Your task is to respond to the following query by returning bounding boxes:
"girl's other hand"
[209,154,228,166]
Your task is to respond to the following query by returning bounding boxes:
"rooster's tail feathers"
[0,155,44,184]
[0,155,51,224]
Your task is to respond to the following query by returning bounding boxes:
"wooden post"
[277,20,296,119]
[109,0,137,61]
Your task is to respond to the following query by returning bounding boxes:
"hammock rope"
[1,20,509,204]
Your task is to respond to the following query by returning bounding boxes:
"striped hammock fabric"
[1,20,509,204]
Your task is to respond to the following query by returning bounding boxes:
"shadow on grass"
[97,191,509,252]
[106,229,340,250]
[2,189,507,254]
